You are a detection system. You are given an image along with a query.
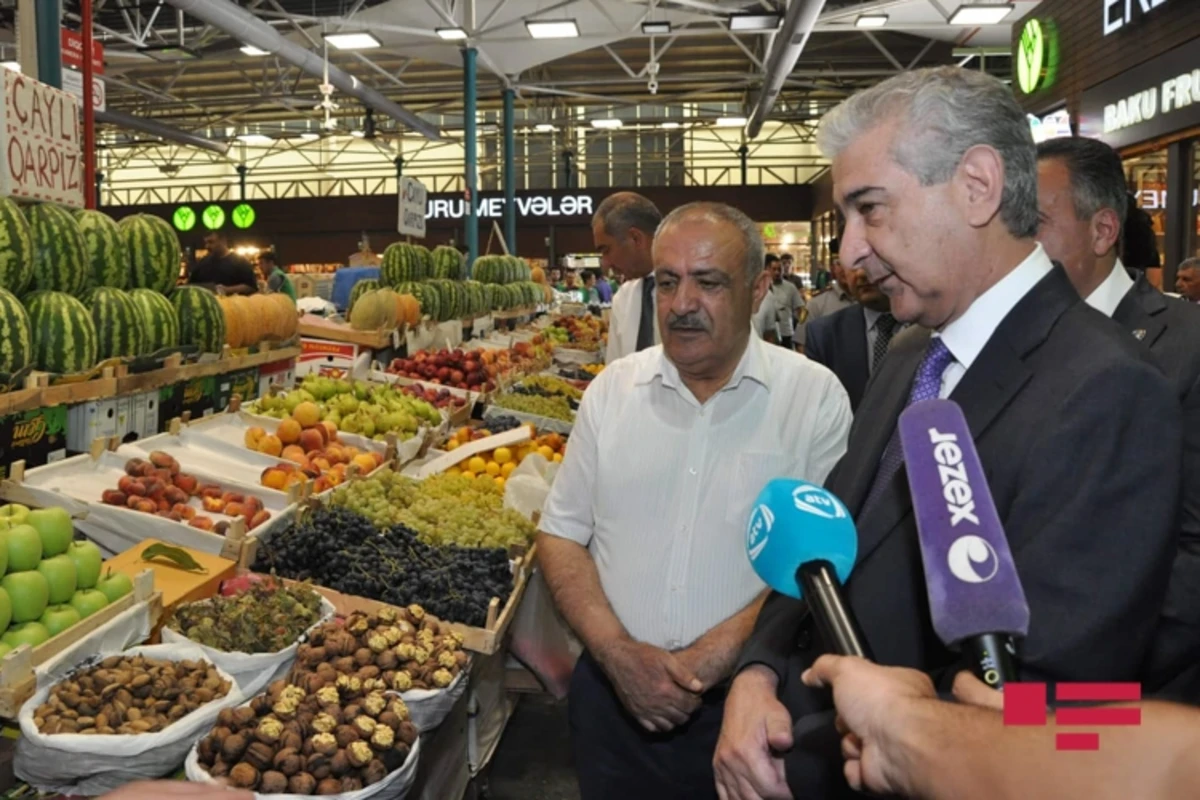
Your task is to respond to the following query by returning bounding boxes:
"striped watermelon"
[75,210,129,289]
[91,287,145,359]
[24,291,98,374]
[431,246,463,281]
[0,198,33,295]
[382,243,428,285]
[0,287,31,375]
[348,278,380,314]
[131,288,179,352]
[171,285,226,353]
[23,203,88,296]
[120,214,180,294]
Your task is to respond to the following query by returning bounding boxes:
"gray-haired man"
[593,192,663,363]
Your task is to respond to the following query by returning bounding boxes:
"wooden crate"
[0,570,162,718]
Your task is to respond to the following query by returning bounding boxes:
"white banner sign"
[398,176,428,238]
[0,70,83,207]
[61,69,106,112]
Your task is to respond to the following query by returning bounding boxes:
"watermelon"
[120,214,180,294]
[171,286,226,353]
[90,287,145,360]
[23,203,88,296]
[0,287,32,375]
[416,245,434,281]
[431,246,463,280]
[0,198,33,295]
[131,288,179,352]
[382,243,428,285]
[348,278,380,314]
[24,291,98,374]
[75,210,129,290]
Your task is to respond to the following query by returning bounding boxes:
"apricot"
[352,453,377,474]
[292,401,321,429]
[312,476,333,493]
[244,426,267,449]
[202,496,227,513]
[319,420,338,443]
[299,428,325,453]
[258,434,283,457]
[261,467,288,491]
[311,457,332,472]
[277,418,302,445]
[189,516,215,531]
[281,445,308,466]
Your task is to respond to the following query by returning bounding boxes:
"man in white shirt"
[752,279,780,343]
[797,249,854,350]
[766,255,805,349]
[1036,135,1200,701]
[717,67,1182,799]
[538,202,852,800]
[594,192,662,364]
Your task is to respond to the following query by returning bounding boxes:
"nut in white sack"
[16,642,246,796]
[402,668,467,732]
[503,454,559,522]
[161,596,336,698]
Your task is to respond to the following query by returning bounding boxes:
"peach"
[157,498,170,512]
[299,428,324,453]
[244,426,267,449]
[261,467,288,491]
[199,484,223,499]
[324,445,347,465]
[225,502,247,519]
[173,473,198,495]
[277,418,302,445]
[283,472,307,490]
[312,476,334,493]
[101,489,127,506]
[281,445,308,465]
[134,498,158,514]
[189,516,215,531]
[164,486,188,505]
[202,496,227,513]
[259,434,283,457]
[371,452,385,467]
[172,503,197,520]
[311,457,332,473]
[319,421,338,443]
[249,509,271,530]
[221,491,246,505]
[293,401,321,429]
[243,496,263,514]
[117,475,144,496]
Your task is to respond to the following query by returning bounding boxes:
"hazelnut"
[311,713,337,734]
[256,717,283,744]
[335,724,360,748]
[273,747,304,776]
[221,733,249,762]
[364,758,388,785]
[288,772,317,794]
[316,686,339,705]
[370,725,395,752]
[311,732,338,756]
[391,671,413,692]
[317,777,343,795]
[433,669,454,688]
[244,741,276,771]
[341,775,364,793]
[352,715,377,737]
[348,740,373,768]
[230,762,259,789]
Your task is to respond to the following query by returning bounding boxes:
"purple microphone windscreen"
[898,399,1030,647]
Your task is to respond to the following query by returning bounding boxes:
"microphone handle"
[963,633,1019,689]
[797,560,874,660]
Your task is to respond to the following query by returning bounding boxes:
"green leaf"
[141,543,208,573]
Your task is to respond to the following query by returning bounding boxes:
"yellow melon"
[348,289,398,331]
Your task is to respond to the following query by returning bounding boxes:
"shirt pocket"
[725,451,804,527]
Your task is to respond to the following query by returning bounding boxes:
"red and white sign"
[60,29,104,74]
[0,71,84,208]
[297,338,367,379]
[61,69,106,112]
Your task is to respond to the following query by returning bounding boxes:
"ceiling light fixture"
[641,21,671,35]
[590,118,623,129]
[534,123,556,132]
[350,129,366,138]
[728,13,781,32]
[298,132,321,141]
[323,32,382,50]
[716,116,748,127]
[525,19,580,39]
[240,44,270,56]
[855,14,888,28]
[436,27,468,40]
[948,3,1015,25]
[660,121,681,129]
[236,133,273,145]
[138,44,202,62]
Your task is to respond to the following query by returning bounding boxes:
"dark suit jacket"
[805,305,869,411]
[1116,274,1200,700]
[737,267,1183,797]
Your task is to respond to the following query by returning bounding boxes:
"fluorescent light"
[855,14,888,28]
[948,3,1014,25]
[590,118,623,129]
[534,123,556,132]
[525,19,580,39]
[350,130,366,138]
[436,27,468,40]
[728,13,781,31]
[716,116,748,127]
[240,44,270,56]
[298,132,321,141]
[660,121,681,129]
[642,21,671,35]
[236,133,273,144]
[323,32,382,50]
[1,61,20,72]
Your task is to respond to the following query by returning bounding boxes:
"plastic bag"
[15,642,246,795]
[161,596,336,697]
[402,669,467,732]
[503,453,559,522]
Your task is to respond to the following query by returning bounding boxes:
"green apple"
[1,622,49,649]
[0,587,10,635]
[5,524,42,572]
[38,604,80,637]
[67,541,103,590]
[0,504,30,529]
[1,571,47,623]
[26,507,74,557]
[69,589,108,619]
[37,555,77,605]
[96,570,134,604]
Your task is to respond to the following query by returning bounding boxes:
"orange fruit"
[277,418,302,445]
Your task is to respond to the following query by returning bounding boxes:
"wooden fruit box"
[0,569,162,718]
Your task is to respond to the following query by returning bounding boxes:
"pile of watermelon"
[431,245,464,280]
[382,242,430,283]
[474,254,532,285]
[487,282,545,312]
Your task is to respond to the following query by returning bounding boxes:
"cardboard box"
[68,398,118,452]
[158,383,183,432]
[296,337,369,379]
[136,390,161,438]
[181,375,218,420]
[0,405,68,473]
[103,539,237,626]
[258,357,296,396]
[217,367,260,410]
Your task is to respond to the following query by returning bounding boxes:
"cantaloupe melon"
[348,289,398,331]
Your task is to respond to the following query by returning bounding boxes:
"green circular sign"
[1017,19,1045,95]
[172,206,197,232]
[231,203,256,229]
[202,204,226,230]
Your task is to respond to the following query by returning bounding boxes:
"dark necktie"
[636,275,655,351]
[872,313,898,372]
[861,337,956,512]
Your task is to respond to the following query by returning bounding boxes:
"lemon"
[552,452,563,463]
[501,462,516,477]
[445,439,460,451]
[461,470,476,480]
[538,445,554,460]
[494,476,506,489]
[494,447,513,465]
[467,456,487,474]
[486,461,501,476]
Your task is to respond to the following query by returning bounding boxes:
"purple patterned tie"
[861,337,956,512]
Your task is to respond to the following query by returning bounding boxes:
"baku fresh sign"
[0,71,83,208]
[231,202,255,229]
[173,205,197,231]
[425,194,595,221]
[1080,38,1200,148]
[1103,0,1170,37]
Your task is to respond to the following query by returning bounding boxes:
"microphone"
[746,479,872,659]
[897,399,1030,689]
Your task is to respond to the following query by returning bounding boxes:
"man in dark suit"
[1036,135,1200,701]
[804,268,899,410]
[713,67,1182,800]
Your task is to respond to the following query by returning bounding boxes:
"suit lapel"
[1113,273,1167,349]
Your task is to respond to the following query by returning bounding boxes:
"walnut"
[256,717,283,745]
[259,770,289,794]
[370,724,395,752]
[440,634,462,651]
[229,762,259,789]
[332,656,357,674]
[348,740,373,768]
[281,685,306,704]
[330,749,351,777]
[324,630,357,657]
[352,715,376,738]
[397,720,418,746]
[221,733,249,762]
[343,703,362,721]
[438,651,458,669]
[389,699,410,722]
[334,724,360,748]
[364,758,388,785]
[377,606,398,624]
[357,665,381,681]
[244,741,275,771]
[299,644,327,666]
[208,760,230,779]
[317,777,343,795]
[306,753,332,780]
[272,696,300,720]
[316,686,340,706]
[375,650,399,671]
[346,615,369,636]
[377,711,401,732]
[319,705,344,726]
[433,669,454,688]
[382,626,403,647]
[300,671,326,694]
[288,772,317,794]
[341,775,364,793]
[362,678,387,693]
[311,713,337,734]
[273,747,303,777]
[394,642,417,661]
[406,604,425,622]
[362,692,387,717]
[233,706,258,727]
[391,671,413,692]
[416,628,435,646]
[411,646,430,666]
[353,647,374,667]
[281,730,303,752]
[311,732,338,756]
[367,634,389,654]
[217,708,236,728]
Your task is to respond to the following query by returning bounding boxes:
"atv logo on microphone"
[791,486,847,520]
[947,535,999,583]
[746,504,774,561]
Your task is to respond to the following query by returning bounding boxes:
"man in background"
[594,269,614,303]
[594,192,663,363]
[260,251,296,301]
[190,232,258,295]
[767,255,805,349]
[797,243,854,350]
[1178,258,1200,303]
[780,252,805,292]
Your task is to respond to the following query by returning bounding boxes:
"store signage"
[426,194,595,221]
[60,29,104,74]
[398,176,427,237]
[231,202,255,229]
[173,205,197,231]
[1103,0,1170,37]
[1017,19,1046,94]
[201,204,225,230]
[60,69,105,112]
[0,70,83,208]
[1079,37,1200,149]
[1134,188,1200,210]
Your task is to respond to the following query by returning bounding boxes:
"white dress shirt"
[753,290,781,340]
[770,280,805,338]
[936,244,1055,398]
[540,335,852,650]
[1084,259,1135,318]
[606,277,659,365]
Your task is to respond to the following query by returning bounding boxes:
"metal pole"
[35,0,61,88]
[393,156,404,180]
[81,0,96,208]
[738,145,749,186]
[562,151,573,189]
[463,46,478,275]
[95,170,104,208]
[236,164,248,201]
[502,87,516,256]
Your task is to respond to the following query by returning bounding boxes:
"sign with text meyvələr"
[0,71,83,208]
[398,176,428,238]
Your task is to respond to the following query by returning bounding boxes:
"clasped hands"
[594,637,714,733]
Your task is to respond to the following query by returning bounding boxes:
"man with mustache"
[537,202,852,800]
[714,66,1182,799]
